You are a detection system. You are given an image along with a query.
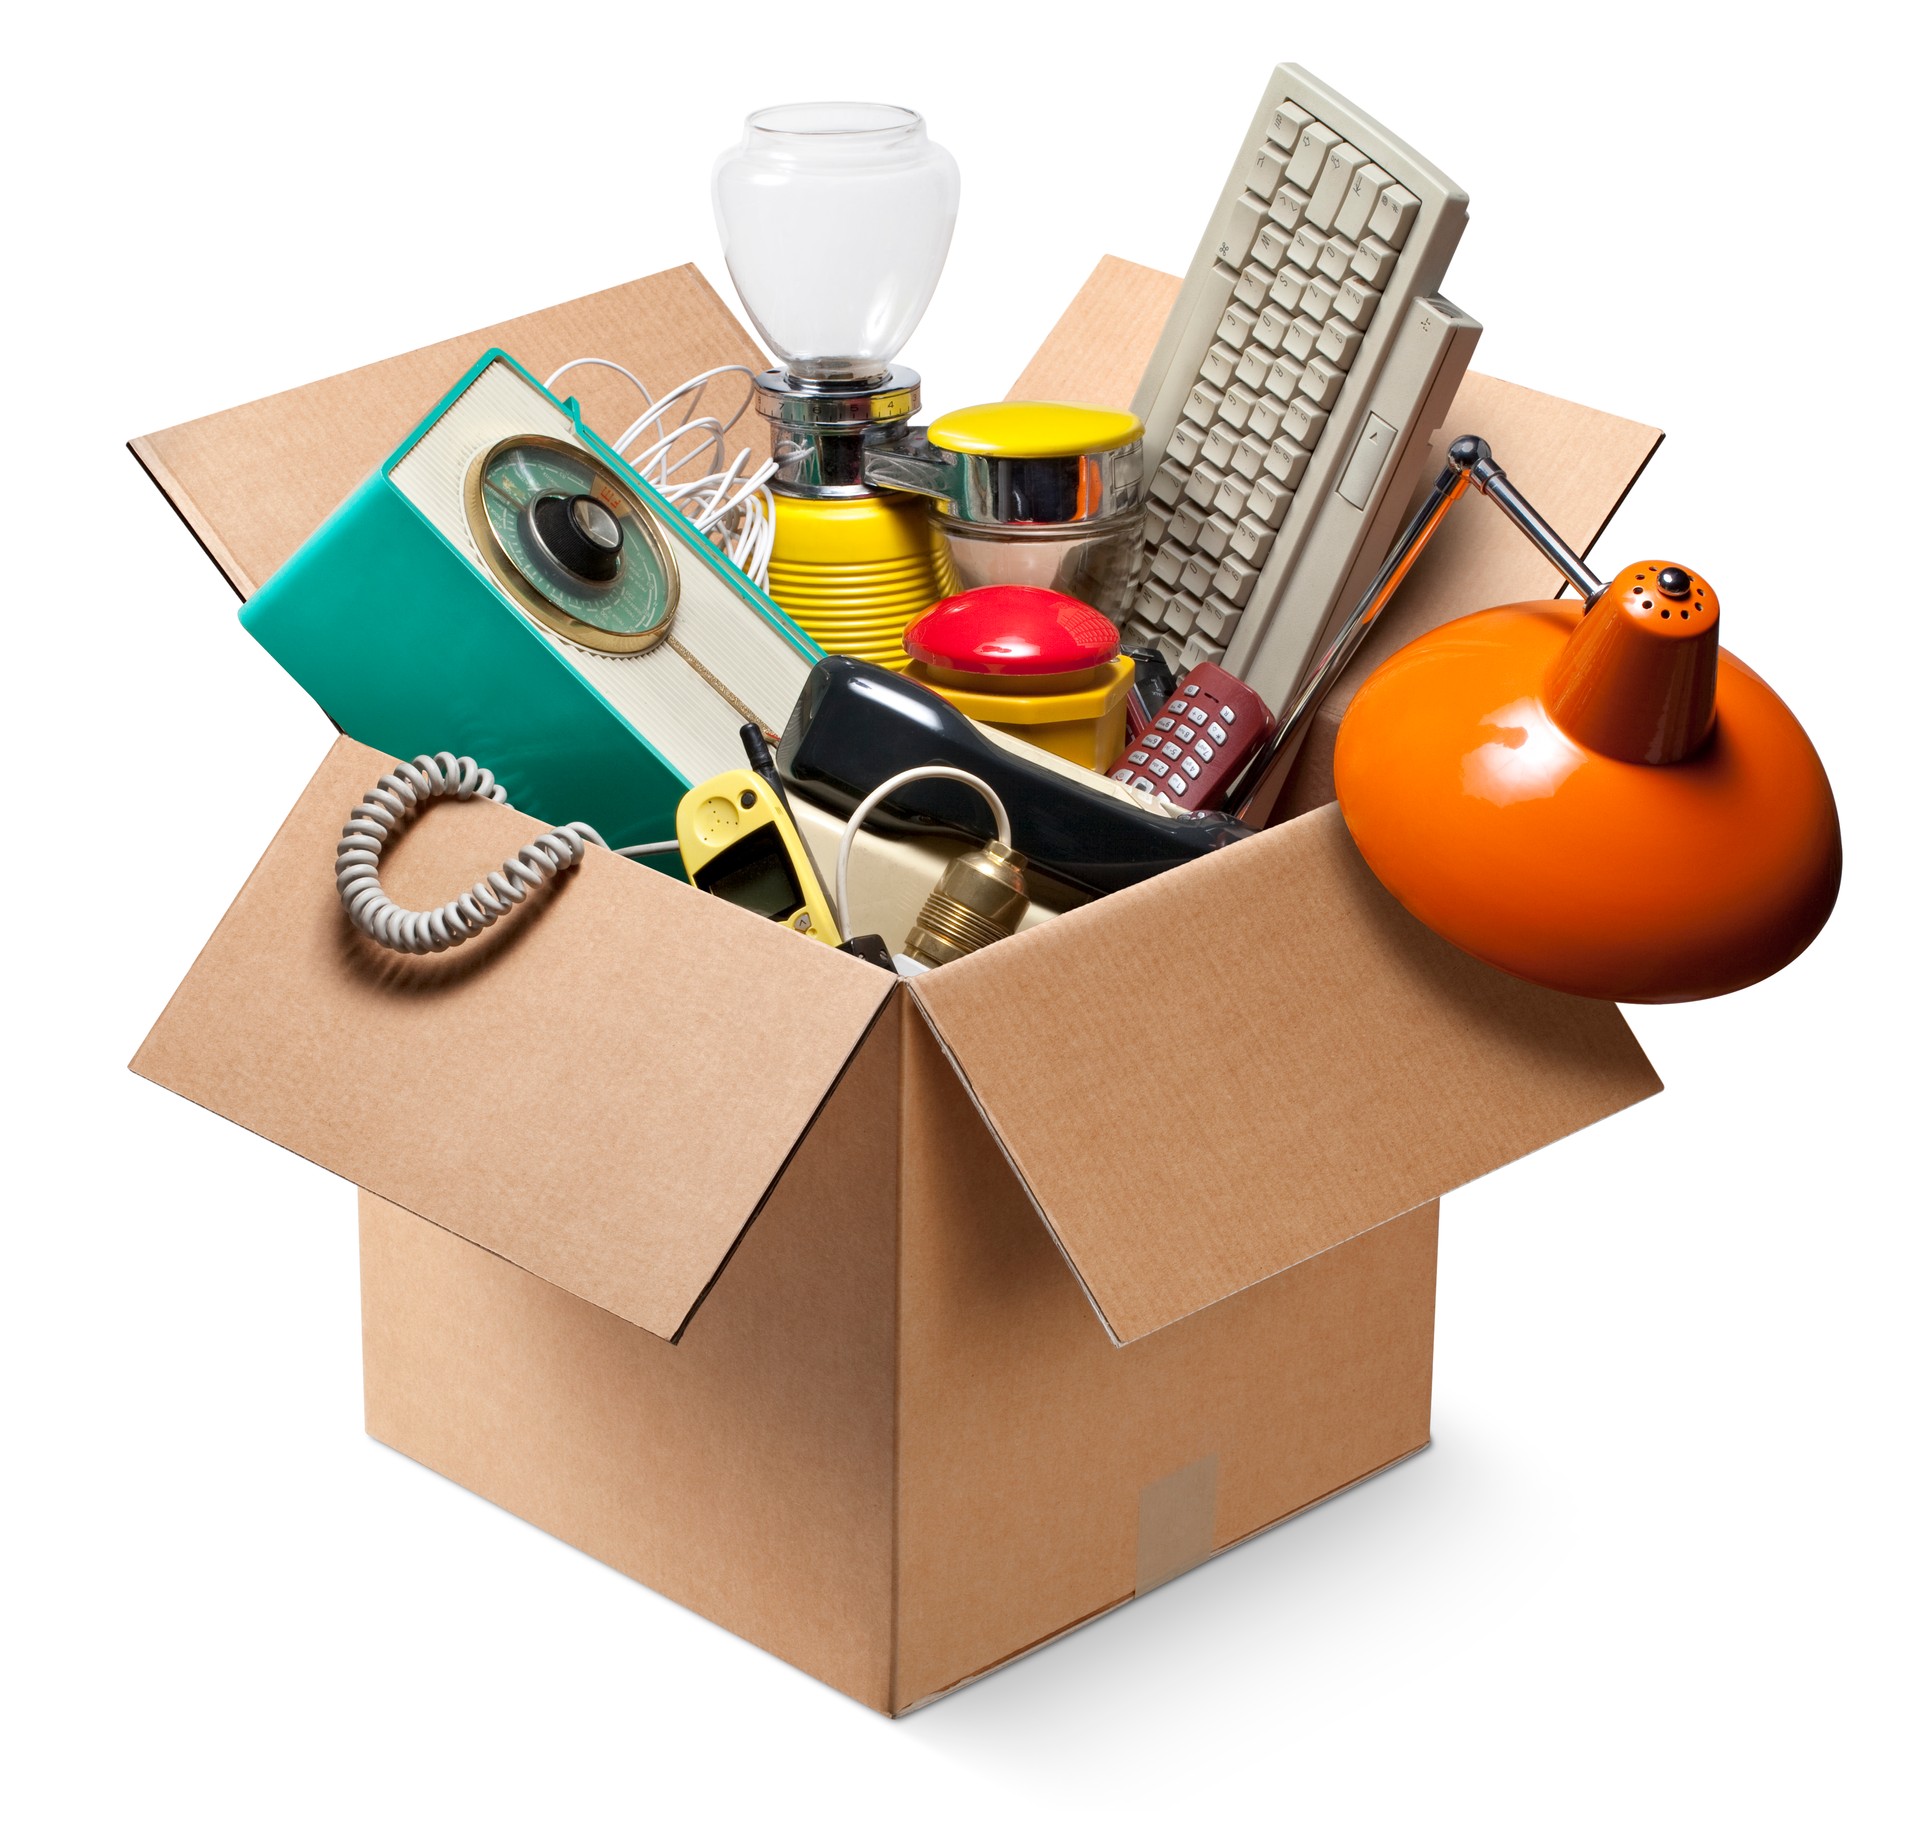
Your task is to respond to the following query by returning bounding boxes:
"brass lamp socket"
[902,841,1030,969]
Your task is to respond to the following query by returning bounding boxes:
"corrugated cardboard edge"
[128,433,255,599]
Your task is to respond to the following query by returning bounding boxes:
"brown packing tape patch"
[1136,1455,1220,1595]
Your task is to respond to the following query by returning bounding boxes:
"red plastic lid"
[904,586,1121,676]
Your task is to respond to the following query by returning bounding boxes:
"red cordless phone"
[1108,663,1275,810]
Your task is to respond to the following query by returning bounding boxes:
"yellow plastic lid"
[928,401,1143,460]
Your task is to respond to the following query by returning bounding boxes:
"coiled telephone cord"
[336,753,672,955]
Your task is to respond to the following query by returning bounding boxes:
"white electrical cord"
[834,767,1012,941]
[336,753,675,955]
[543,359,780,589]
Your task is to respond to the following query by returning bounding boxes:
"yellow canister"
[766,493,956,672]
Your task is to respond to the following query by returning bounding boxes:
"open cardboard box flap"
[132,736,894,1342]
[911,809,1659,1343]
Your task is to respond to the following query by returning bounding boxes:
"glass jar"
[711,103,961,387]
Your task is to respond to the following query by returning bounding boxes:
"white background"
[6,2,1913,1813]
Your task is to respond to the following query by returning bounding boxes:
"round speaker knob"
[530,492,623,584]
[1656,565,1692,600]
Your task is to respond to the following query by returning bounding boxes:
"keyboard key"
[1191,736,1217,761]
[1268,266,1307,313]
[1248,394,1286,441]
[1148,461,1188,507]
[1265,354,1304,401]
[1185,462,1227,509]
[1197,513,1234,559]
[1231,517,1278,564]
[1200,422,1239,470]
[1247,475,1292,525]
[1282,316,1320,361]
[1168,501,1206,546]
[1219,303,1256,350]
[1195,599,1239,643]
[1301,275,1339,322]
[1298,356,1345,407]
[1144,501,1173,546]
[1200,341,1238,388]
[1247,140,1287,200]
[1218,382,1256,429]
[1368,183,1419,248]
[1229,435,1269,481]
[1316,317,1364,369]
[1182,633,1228,671]
[1286,226,1327,272]
[1315,237,1353,284]
[1164,597,1195,637]
[1284,399,1330,449]
[1253,224,1291,272]
[1334,162,1395,243]
[1349,236,1398,287]
[1214,473,1252,520]
[1166,772,1188,797]
[1216,553,1260,606]
[1138,582,1172,628]
[1286,119,1339,189]
[1178,553,1217,598]
[1268,185,1311,235]
[1252,304,1290,351]
[1149,544,1186,586]
[1265,437,1310,487]
[1335,277,1380,328]
[1217,193,1266,267]
[1184,380,1224,428]
[1270,99,1313,148]
[1336,412,1398,508]
[1167,420,1206,466]
[1307,142,1364,230]
[1235,345,1275,389]
[1235,262,1275,311]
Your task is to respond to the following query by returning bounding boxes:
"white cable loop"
[336,753,672,955]
[835,766,1012,940]
[543,360,777,588]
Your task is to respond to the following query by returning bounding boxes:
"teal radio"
[240,350,821,861]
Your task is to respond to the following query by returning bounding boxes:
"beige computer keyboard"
[1127,64,1481,713]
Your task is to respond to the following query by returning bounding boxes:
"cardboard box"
[131,261,1665,1713]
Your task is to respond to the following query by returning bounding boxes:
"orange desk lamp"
[1225,437,1841,1003]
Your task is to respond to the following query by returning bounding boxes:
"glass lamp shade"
[712,103,960,387]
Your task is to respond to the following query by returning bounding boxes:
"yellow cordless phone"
[676,745,842,946]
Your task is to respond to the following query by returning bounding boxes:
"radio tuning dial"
[531,492,623,584]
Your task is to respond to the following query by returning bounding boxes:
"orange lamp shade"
[1333,562,1842,1002]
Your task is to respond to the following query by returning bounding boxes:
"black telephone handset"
[776,657,1254,898]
